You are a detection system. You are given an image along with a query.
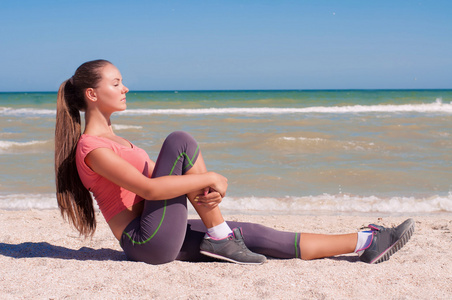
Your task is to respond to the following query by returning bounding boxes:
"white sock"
[354,231,373,254]
[205,222,233,239]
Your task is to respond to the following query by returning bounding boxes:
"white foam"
[0,140,48,152]
[0,193,101,211]
[0,193,58,210]
[1,193,451,213]
[220,194,452,214]
[111,124,143,130]
[2,101,452,117]
[117,101,452,115]
[281,137,325,142]
[0,107,55,116]
[279,136,377,152]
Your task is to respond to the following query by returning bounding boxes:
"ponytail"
[54,59,111,237]
[55,80,96,237]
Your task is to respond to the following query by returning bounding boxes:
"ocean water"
[1,90,451,216]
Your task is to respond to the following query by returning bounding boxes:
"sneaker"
[359,218,415,264]
[200,227,267,265]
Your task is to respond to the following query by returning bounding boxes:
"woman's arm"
[85,148,228,200]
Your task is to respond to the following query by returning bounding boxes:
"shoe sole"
[370,218,415,264]
[200,250,266,265]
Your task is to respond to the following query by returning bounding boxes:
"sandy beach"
[0,209,450,299]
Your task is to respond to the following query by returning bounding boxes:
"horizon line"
[1,88,452,94]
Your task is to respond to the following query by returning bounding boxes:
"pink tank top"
[76,134,150,222]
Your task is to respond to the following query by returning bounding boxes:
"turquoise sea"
[0,90,451,215]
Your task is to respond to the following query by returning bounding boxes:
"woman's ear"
[85,88,97,102]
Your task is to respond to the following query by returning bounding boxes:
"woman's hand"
[194,188,223,208]
[209,172,228,197]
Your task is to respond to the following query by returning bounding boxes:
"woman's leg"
[177,219,414,264]
[298,233,357,260]
[185,152,225,229]
[177,220,302,261]
[120,131,264,265]
[120,131,201,265]
[177,221,355,261]
[178,134,266,264]
[154,131,227,231]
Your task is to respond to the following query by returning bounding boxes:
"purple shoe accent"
[204,232,233,241]
[368,224,380,230]
[356,232,375,254]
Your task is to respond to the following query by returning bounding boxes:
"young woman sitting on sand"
[54,59,414,265]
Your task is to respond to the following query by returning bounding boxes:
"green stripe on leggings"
[169,144,199,175]
[295,233,299,258]
[123,201,167,245]
[123,144,199,245]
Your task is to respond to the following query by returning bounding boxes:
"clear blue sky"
[1,0,451,91]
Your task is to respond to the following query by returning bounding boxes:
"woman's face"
[91,63,129,113]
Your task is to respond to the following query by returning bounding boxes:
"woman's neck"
[83,109,114,137]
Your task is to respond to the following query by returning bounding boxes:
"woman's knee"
[165,131,197,148]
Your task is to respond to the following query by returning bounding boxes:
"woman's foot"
[200,227,267,265]
[359,218,415,264]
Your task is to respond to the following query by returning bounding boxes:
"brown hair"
[55,59,111,237]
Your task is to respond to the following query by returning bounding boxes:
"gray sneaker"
[200,227,267,265]
[359,218,415,264]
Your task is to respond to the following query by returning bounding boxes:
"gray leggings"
[120,131,300,265]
